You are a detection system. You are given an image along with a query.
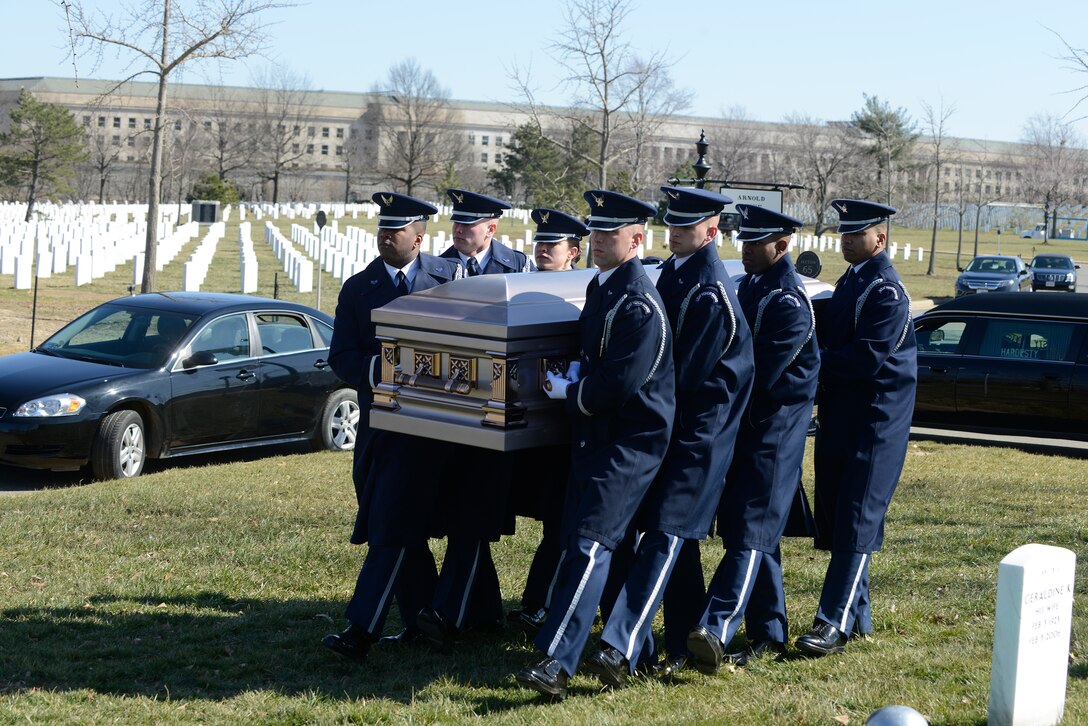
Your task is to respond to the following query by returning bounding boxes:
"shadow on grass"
[0,591,536,711]
[0,442,317,493]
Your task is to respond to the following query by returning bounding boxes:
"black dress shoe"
[506,607,547,637]
[723,639,787,667]
[795,621,848,656]
[515,657,569,700]
[651,653,688,678]
[378,627,423,646]
[686,626,724,675]
[417,607,457,648]
[321,624,375,663]
[583,645,630,688]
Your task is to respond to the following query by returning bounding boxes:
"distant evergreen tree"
[0,89,88,221]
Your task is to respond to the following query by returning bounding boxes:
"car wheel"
[313,389,359,452]
[91,409,146,480]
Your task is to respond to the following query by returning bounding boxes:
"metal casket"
[368,260,835,451]
[369,268,597,451]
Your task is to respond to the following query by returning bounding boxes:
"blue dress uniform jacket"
[440,239,535,273]
[638,241,754,539]
[813,250,917,553]
[719,253,819,550]
[328,252,463,546]
[562,257,676,550]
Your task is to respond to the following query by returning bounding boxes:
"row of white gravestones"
[182,222,224,292]
[263,222,313,293]
[154,222,199,273]
[238,222,258,294]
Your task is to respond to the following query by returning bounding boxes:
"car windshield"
[38,304,195,369]
[1032,257,1074,270]
[965,257,1016,274]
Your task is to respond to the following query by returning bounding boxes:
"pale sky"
[6,0,1088,145]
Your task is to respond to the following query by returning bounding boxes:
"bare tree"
[618,58,692,196]
[200,80,253,181]
[782,115,858,236]
[367,59,467,196]
[713,106,759,181]
[920,99,955,275]
[1020,113,1086,244]
[63,0,286,292]
[250,65,312,203]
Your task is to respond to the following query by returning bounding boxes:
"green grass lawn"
[0,439,1085,724]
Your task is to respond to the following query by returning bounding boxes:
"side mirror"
[182,350,218,369]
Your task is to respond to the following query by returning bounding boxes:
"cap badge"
[739,206,748,219]
[452,191,464,204]
[593,194,605,207]
[835,201,848,213]
[380,194,393,206]
[666,189,680,200]
[539,211,550,224]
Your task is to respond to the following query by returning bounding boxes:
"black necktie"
[467,257,481,277]
[395,271,409,295]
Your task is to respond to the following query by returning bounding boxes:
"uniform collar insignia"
[593,194,605,207]
[540,211,550,224]
[452,191,464,204]
[380,194,392,206]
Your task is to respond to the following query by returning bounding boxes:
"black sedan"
[1029,254,1079,292]
[0,292,359,479]
[912,293,1088,440]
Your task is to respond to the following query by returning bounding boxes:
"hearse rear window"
[978,319,1076,362]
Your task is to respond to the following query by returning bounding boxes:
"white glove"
[566,361,582,383]
[544,371,570,400]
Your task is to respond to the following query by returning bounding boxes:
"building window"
[321,145,328,155]
[335,145,343,156]
[496,136,503,147]
[321,127,329,138]
[336,127,344,139]
[307,126,315,137]
[82,115,90,126]
[98,116,106,127]
[494,153,502,164]
[112,135,120,146]
[174,120,182,130]
[481,135,489,146]
[127,137,135,147]
[128,117,136,128]
[292,143,300,153]
[144,118,151,129]
[306,144,314,154]
[113,117,121,128]
[480,153,488,163]
[468,133,475,145]
[365,129,373,140]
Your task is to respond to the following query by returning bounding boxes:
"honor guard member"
[794,199,917,657]
[582,187,753,687]
[321,192,464,662]
[686,204,819,674]
[514,190,675,700]
[418,189,534,647]
[507,208,589,637]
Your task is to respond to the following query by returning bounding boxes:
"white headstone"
[988,543,1075,726]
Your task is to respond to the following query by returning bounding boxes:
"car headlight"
[997,279,1016,288]
[1066,273,1076,282]
[13,394,87,417]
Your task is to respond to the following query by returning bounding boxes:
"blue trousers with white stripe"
[345,541,431,636]
[433,536,503,630]
[533,535,614,677]
[661,538,707,656]
[698,547,788,648]
[815,551,871,635]
[600,531,682,673]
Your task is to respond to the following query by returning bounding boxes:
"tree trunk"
[24,152,41,222]
[972,206,982,259]
[955,213,964,270]
[140,0,171,294]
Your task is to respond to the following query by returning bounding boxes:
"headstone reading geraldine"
[988,543,1075,726]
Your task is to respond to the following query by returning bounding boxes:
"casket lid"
[371,268,598,340]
